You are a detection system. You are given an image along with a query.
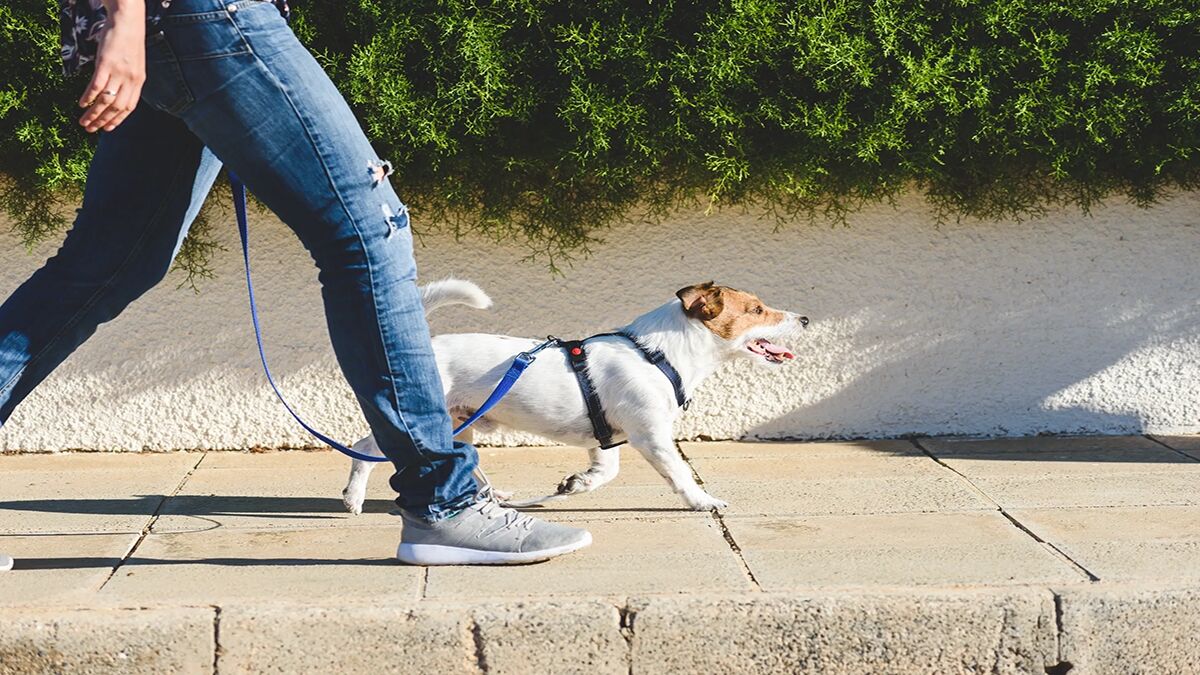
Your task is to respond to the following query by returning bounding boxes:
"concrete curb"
[3,586,1198,674]
[0,607,213,675]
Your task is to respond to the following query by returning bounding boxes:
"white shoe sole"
[0,555,12,572]
[396,531,592,566]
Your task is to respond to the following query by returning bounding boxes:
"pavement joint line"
[469,615,489,674]
[95,452,209,593]
[1050,590,1068,672]
[675,442,762,591]
[909,438,1101,583]
[212,604,222,675]
[618,599,636,675]
[418,565,429,600]
[1143,434,1200,462]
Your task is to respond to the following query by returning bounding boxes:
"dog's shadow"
[0,495,396,520]
[11,555,398,571]
[0,495,693,519]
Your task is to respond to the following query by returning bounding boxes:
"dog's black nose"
[799,316,809,327]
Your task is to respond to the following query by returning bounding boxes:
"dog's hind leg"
[557,446,621,496]
[342,435,385,515]
[628,431,727,511]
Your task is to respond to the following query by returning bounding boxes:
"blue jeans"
[0,0,478,520]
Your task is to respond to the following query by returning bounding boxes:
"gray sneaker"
[396,490,592,565]
[0,554,12,572]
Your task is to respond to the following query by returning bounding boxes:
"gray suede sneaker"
[396,490,592,565]
[0,554,12,571]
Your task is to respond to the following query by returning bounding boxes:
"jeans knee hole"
[368,159,393,186]
[380,202,409,239]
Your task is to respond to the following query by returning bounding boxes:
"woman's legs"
[141,0,481,519]
[0,104,219,422]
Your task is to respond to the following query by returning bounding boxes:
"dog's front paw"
[342,487,365,516]
[682,491,728,512]
[557,472,594,496]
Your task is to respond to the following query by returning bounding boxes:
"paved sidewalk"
[2,436,1200,673]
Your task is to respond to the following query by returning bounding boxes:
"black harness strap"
[559,331,690,450]
[561,339,620,449]
[614,330,689,409]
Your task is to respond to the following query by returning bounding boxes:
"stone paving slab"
[1151,434,1200,460]
[703,474,992,517]
[688,440,992,516]
[679,439,925,459]
[152,455,396,533]
[99,526,422,604]
[723,511,1085,589]
[1013,505,1200,582]
[920,434,1170,456]
[924,438,1197,476]
[423,517,750,599]
[0,452,199,534]
[482,446,704,518]
[0,533,137,606]
[478,446,667,485]
[515,486,701,520]
[924,435,1200,509]
[950,472,1200,510]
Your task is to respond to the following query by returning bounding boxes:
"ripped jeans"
[0,0,479,520]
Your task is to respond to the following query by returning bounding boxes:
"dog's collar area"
[609,330,690,410]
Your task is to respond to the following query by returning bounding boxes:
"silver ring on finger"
[102,89,118,97]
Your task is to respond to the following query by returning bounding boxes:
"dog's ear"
[676,282,724,321]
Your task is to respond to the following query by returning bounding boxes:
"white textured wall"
[1,191,1198,452]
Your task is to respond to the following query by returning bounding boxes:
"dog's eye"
[754,306,763,314]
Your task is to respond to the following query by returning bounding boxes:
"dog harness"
[559,331,690,449]
[233,175,688,460]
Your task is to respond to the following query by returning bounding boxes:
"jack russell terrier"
[341,280,807,512]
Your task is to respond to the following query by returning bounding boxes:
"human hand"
[79,1,146,133]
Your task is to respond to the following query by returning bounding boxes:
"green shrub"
[3,0,1199,279]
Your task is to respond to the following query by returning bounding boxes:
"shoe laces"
[472,469,535,532]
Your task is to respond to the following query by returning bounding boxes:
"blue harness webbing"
[231,175,689,459]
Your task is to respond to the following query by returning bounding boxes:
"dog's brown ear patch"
[676,282,724,321]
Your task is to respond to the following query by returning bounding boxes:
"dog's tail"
[420,278,493,314]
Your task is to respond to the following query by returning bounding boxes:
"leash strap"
[231,175,385,462]
[450,337,559,434]
[231,174,544,463]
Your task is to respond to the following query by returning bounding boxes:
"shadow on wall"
[679,194,1200,440]
[743,258,1200,440]
[0,191,1198,449]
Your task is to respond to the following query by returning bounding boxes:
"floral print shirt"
[59,0,289,75]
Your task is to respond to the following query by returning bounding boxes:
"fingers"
[81,88,123,133]
[79,77,142,133]
[99,88,139,132]
[80,78,120,133]
[88,89,128,132]
[78,67,112,109]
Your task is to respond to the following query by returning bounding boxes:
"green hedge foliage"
[3,0,1199,276]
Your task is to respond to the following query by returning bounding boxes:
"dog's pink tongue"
[760,340,794,359]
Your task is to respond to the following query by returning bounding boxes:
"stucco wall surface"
[1,191,1197,451]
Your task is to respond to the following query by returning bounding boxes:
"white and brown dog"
[341,280,806,513]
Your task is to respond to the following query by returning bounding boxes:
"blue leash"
[230,174,546,463]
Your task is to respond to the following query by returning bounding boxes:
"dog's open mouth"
[747,338,794,363]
